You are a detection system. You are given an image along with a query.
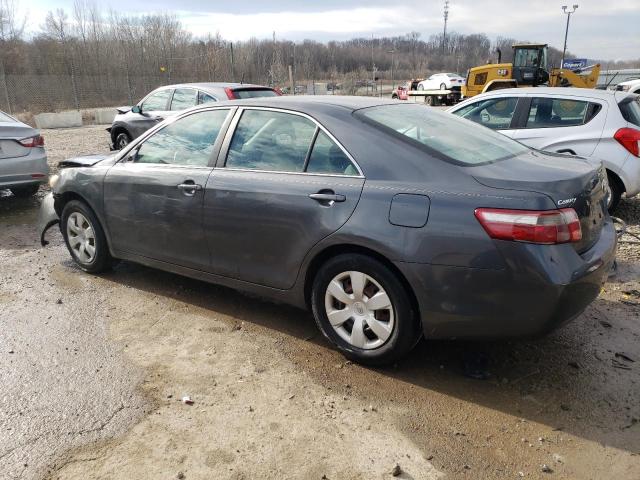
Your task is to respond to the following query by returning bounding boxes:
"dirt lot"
[1,125,639,480]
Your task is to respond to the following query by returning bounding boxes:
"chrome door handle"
[309,193,346,203]
[177,183,202,196]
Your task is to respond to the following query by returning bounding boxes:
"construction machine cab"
[512,44,550,87]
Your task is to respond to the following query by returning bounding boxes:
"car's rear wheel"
[417,84,424,91]
[440,83,447,90]
[11,185,39,197]
[61,200,114,273]
[607,171,624,212]
[311,254,421,365]
[115,131,131,150]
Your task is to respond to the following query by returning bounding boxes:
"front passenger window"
[141,90,171,111]
[453,97,518,129]
[134,109,230,166]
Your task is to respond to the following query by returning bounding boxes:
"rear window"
[356,104,529,166]
[619,96,640,127]
[0,111,15,122]
[233,89,278,99]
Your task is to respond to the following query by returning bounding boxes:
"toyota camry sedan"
[38,96,617,365]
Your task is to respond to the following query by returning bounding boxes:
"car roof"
[205,95,397,112]
[155,82,273,91]
[462,87,624,100]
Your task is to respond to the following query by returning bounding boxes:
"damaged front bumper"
[38,192,59,246]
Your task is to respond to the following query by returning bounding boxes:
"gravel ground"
[0,125,639,480]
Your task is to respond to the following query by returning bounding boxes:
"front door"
[204,108,365,289]
[129,89,173,139]
[104,108,233,269]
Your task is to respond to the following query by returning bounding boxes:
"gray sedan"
[0,110,48,197]
[39,97,616,365]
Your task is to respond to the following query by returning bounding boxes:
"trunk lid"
[0,123,38,159]
[468,150,608,253]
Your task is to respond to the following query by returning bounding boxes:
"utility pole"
[388,49,395,93]
[230,42,235,82]
[443,0,450,55]
[561,4,578,68]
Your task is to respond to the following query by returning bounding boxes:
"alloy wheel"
[66,212,96,263]
[324,271,395,350]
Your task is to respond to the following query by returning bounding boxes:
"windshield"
[514,48,546,69]
[619,96,640,127]
[234,89,278,99]
[356,104,530,166]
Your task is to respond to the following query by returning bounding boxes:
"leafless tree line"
[0,0,638,115]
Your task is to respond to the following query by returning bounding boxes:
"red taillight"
[475,208,582,244]
[19,135,45,147]
[614,128,640,157]
[224,87,237,100]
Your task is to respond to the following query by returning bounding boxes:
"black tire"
[61,200,114,273]
[417,84,424,91]
[11,184,39,197]
[311,254,421,366]
[425,96,434,106]
[607,171,624,213]
[391,94,398,100]
[440,83,447,90]
[115,131,131,150]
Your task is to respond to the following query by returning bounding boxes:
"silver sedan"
[0,110,49,197]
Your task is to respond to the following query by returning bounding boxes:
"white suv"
[448,87,640,210]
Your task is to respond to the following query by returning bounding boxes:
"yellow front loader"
[462,44,600,98]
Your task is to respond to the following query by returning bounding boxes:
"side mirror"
[131,105,142,114]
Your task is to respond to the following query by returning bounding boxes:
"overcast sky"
[21,0,640,61]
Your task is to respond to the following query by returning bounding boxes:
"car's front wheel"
[115,131,131,150]
[61,200,114,273]
[311,254,421,365]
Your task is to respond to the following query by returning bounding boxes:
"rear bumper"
[397,219,618,340]
[0,149,49,189]
[38,192,60,246]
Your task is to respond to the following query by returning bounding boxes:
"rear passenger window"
[198,91,216,104]
[170,88,196,111]
[526,98,589,128]
[306,131,358,176]
[226,110,316,172]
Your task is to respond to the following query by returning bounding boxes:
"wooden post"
[288,65,294,95]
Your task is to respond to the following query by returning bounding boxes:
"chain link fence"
[0,72,397,122]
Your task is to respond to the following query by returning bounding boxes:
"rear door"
[129,89,173,138]
[104,108,234,269]
[203,107,365,289]
[512,96,606,155]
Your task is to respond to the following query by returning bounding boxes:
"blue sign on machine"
[562,59,588,69]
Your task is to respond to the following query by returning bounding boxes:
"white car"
[615,78,640,94]
[447,88,640,210]
[417,73,465,91]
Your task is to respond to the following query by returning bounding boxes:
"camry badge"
[557,198,576,206]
